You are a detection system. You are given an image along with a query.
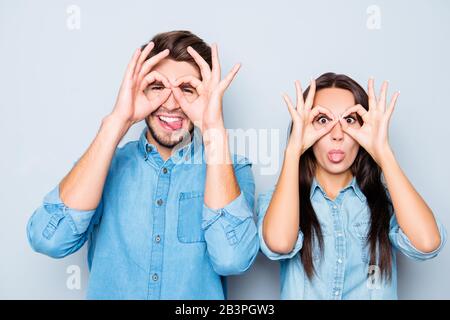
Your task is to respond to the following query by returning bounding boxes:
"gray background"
[1,0,449,299]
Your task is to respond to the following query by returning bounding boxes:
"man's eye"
[182,88,194,94]
[151,85,164,91]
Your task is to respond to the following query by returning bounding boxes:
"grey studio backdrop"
[1,0,449,299]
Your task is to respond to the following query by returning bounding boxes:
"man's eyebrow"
[179,83,195,89]
[149,80,164,86]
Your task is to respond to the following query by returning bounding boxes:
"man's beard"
[145,117,194,149]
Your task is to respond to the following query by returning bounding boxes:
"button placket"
[147,162,173,299]
[330,199,345,300]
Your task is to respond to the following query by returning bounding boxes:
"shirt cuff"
[258,220,304,260]
[202,192,253,230]
[392,219,447,260]
[43,185,97,235]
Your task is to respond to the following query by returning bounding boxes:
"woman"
[257,72,446,299]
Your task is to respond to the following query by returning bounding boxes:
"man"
[27,30,259,299]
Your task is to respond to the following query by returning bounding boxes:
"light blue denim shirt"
[27,128,259,299]
[257,176,447,300]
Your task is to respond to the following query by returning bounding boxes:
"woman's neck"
[315,167,353,201]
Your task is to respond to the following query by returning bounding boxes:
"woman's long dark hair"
[290,72,393,281]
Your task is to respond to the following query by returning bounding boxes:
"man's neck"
[146,131,193,162]
[145,132,172,161]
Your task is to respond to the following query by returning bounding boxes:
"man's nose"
[161,91,179,110]
[330,120,344,141]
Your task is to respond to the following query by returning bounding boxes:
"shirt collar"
[310,175,365,202]
[138,127,204,166]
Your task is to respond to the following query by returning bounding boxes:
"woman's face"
[312,87,362,174]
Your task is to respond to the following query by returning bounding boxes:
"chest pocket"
[353,220,371,264]
[177,191,206,243]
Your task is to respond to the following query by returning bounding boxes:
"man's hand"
[170,43,241,134]
[110,42,173,127]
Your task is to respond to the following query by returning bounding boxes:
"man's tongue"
[160,117,183,130]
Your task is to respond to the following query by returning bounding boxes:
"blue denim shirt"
[27,128,259,299]
[257,176,447,300]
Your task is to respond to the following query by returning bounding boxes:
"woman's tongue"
[328,151,345,163]
[159,116,183,131]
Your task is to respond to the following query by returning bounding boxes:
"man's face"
[145,58,200,148]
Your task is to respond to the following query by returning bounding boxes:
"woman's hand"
[110,42,173,126]
[283,79,338,156]
[339,78,400,166]
[170,43,241,134]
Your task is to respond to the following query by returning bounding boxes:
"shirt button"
[332,205,337,210]
[162,167,168,174]
[155,235,161,243]
[152,273,158,281]
[156,199,163,206]
[337,258,343,264]
[146,145,153,153]
[334,290,339,296]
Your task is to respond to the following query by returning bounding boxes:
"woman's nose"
[331,121,344,141]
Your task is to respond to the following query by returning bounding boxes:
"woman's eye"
[316,115,330,125]
[151,85,164,91]
[345,116,356,124]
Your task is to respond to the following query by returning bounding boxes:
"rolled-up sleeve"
[257,186,303,260]
[389,214,447,261]
[201,155,259,276]
[26,184,102,259]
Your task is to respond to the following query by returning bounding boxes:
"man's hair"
[142,30,212,73]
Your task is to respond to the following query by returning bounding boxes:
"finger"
[137,48,170,83]
[339,117,358,138]
[368,77,377,109]
[304,78,316,109]
[151,88,172,106]
[133,41,155,81]
[139,70,171,93]
[187,46,211,81]
[211,43,221,84]
[294,80,305,110]
[218,63,241,92]
[342,104,369,121]
[309,105,335,122]
[123,48,141,86]
[386,91,400,121]
[316,118,339,137]
[378,80,389,111]
[171,75,202,89]
[171,86,191,111]
[282,93,297,119]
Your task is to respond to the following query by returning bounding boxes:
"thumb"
[339,117,357,138]
[171,87,190,111]
[317,118,338,137]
